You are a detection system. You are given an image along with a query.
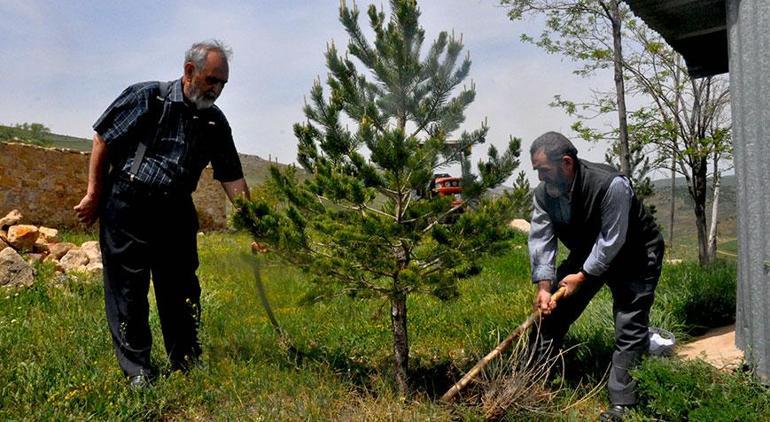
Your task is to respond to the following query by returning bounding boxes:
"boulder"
[86,261,103,276]
[38,227,59,243]
[7,225,40,251]
[49,242,76,260]
[60,248,89,273]
[0,237,10,252]
[0,209,22,229]
[0,229,7,243]
[81,241,101,264]
[509,218,531,234]
[0,247,35,288]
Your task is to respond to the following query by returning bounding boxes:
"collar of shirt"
[566,171,577,202]
[170,78,219,122]
[168,78,185,104]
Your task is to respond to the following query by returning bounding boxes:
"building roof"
[625,0,728,77]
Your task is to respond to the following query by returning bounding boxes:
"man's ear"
[562,155,575,173]
[183,62,196,82]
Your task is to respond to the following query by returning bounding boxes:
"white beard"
[188,85,217,110]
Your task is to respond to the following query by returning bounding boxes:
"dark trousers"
[529,242,664,405]
[99,179,201,378]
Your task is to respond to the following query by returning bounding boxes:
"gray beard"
[545,178,570,198]
[188,86,217,110]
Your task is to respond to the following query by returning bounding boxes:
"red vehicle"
[430,174,464,208]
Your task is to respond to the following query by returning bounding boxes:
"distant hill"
[238,153,299,187]
[0,124,92,151]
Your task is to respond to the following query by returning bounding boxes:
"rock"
[27,253,44,265]
[49,242,76,260]
[86,261,103,276]
[38,227,59,243]
[0,247,35,288]
[509,218,531,234]
[7,225,40,251]
[0,236,10,252]
[60,248,89,273]
[81,241,101,264]
[0,209,22,229]
[666,259,683,265]
[0,229,7,243]
[33,238,50,254]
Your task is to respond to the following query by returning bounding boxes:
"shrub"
[634,357,770,421]
[655,260,736,336]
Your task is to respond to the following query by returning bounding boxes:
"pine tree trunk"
[390,292,409,396]
[609,0,631,176]
[669,154,676,249]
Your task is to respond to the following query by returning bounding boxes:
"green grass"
[0,230,763,420]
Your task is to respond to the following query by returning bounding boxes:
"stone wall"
[0,142,227,230]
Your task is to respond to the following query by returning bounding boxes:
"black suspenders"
[128,81,173,181]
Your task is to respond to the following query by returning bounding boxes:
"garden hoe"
[440,286,567,403]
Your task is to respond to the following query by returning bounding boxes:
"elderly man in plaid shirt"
[74,40,249,388]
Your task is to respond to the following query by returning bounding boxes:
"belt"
[111,173,189,200]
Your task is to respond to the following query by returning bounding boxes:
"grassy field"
[2,228,765,420]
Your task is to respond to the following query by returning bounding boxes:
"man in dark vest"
[527,132,663,421]
[74,40,249,388]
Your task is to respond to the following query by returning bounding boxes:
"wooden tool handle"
[440,286,567,403]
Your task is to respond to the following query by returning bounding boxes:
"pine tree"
[234,0,521,395]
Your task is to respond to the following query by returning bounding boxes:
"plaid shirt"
[94,79,243,193]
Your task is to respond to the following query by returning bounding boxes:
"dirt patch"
[677,324,743,370]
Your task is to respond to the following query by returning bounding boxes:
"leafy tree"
[619,23,731,265]
[0,122,51,145]
[234,0,521,395]
[14,122,50,140]
[504,1,732,264]
[503,0,633,176]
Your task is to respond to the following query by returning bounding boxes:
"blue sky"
[0,0,613,183]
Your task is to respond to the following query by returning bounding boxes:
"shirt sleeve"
[209,116,244,182]
[92,83,153,146]
[528,196,558,283]
[581,176,633,277]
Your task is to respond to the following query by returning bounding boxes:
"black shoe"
[128,373,152,390]
[600,404,631,421]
